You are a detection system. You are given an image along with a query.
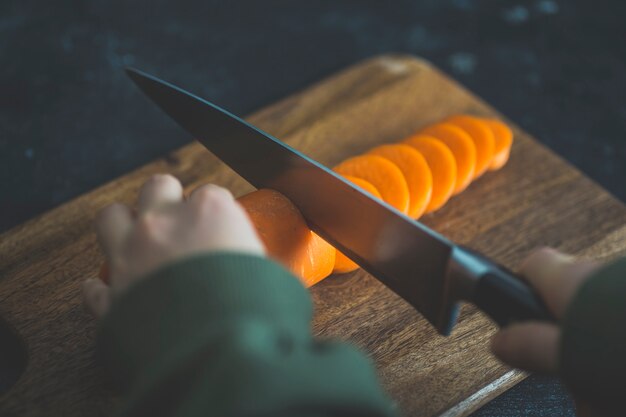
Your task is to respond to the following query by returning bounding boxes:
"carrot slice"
[333,155,410,214]
[446,115,495,179]
[367,144,433,218]
[238,189,335,287]
[420,123,476,195]
[333,176,382,274]
[403,135,456,213]
[482,118,514,170]
[341,175,383,200]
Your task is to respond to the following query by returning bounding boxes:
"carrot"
[420,123,476,195]
[367,144,433,218]
[403,135,456,213]
[482,118,514,170]
[333,176,382,274]
[446,115,495,179]
[341,175,383,200]
[237,189,335,287]
[98,114,513,287]
[333,155,410,214]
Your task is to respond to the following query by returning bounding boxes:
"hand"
[82,174,265,319]
[491,247,599,372]
[491,247,601,416]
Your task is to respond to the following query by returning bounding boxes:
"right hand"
[491,247,601,416]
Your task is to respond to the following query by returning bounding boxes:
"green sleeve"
[560,256,626,414]
[96,253,397,417]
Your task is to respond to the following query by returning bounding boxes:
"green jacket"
[97,253,626,416]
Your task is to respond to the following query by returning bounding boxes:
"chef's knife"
[126,68,552,335]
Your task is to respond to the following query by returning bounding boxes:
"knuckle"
[146,173,180,189]
[193,185,234,208]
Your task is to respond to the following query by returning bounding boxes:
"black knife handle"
[453,246,554,327]
[474,267,553,327]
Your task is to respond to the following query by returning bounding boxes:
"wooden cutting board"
[1,54,625,417]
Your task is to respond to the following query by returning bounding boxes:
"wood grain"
[0,54,625,416]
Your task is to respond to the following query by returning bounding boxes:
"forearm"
[96,253,396,417]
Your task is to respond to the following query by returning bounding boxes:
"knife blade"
[126,68,552,335]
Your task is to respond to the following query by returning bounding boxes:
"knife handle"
[473,267,553,327]
[453,246,554,327]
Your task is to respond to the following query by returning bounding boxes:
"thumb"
[491,322,560,373]
[82,278,111,319]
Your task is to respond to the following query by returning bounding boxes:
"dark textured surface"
[1,0,624,415]
[474,375,575,416]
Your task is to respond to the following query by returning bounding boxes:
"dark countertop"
[1,0,624,415]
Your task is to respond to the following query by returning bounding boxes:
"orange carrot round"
[333,176,382,274]
[482,118,514,170]
[403,135,456,213]
[333,155,410,214]
[238,189,335,287]
[446,115,495,179]
[421,123,476,195]
[367,144,433,218]
[341,175,383,200]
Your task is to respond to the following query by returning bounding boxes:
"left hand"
[82,174,265,319]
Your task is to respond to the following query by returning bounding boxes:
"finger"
[96,203,133,258]
[491,322,560,373]
[189,185,265,255]
[188,183,234,206]
[137,174,184,214]
[82,278,112,319]
[519,247,600,318]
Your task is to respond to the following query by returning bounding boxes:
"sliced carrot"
[333,155,410,214]
[341,175,383,200]
[332,252,359,274]
[421,123,476,195]
[446,115,495,179]
[482,118,514,170]
[403,135,456,213]
[237,189,335,287]
[367,144,433,218]
[333,176,382,274]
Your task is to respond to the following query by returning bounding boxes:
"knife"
[125,68,553,335]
